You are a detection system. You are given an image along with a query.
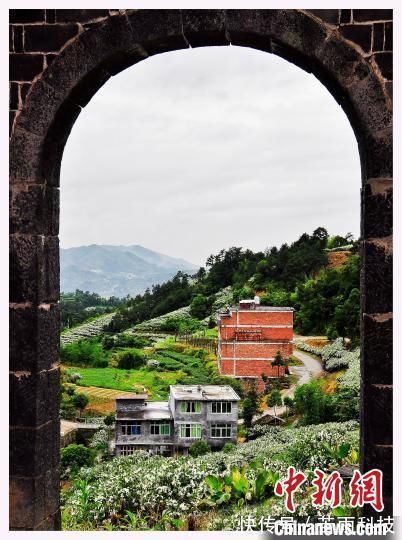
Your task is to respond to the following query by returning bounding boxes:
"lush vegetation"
[61,420,359,530]
[61,290,124,330]
[61,337,243,401]
[101,228,358,341]
[291,340,360,426]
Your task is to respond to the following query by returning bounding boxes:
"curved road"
[254,348,323,421]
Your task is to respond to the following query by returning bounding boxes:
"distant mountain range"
[60,244,199,298]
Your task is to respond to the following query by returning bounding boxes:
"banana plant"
[203,461,279,508]
[323,443,358,466]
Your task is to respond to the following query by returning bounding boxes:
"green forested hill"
[100,228,359,343]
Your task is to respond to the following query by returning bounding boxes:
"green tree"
[267,389,282,416]
[72,392,89,416]
[190,294,210,320]
[115,350,144,370]
[242,381,261,429]
[283,396,295,418]
[189,439,210,457]
[61,444,94,478]
[293,381,333,425]
[103,412,115,426]
[272,351,285,379]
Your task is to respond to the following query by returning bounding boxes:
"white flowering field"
[61,313,116,345]
[62,420,359,530]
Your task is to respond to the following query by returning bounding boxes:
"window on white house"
[179,423,202,438]
[120,445,136,456]
[211,401,232,414]
[211,424,232,438]
[121,423,141,436]
[150,421,171,435]
[180,401,202,413]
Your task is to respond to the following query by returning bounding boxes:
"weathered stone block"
[340,24,372,52]
[10,184,59,235]
[13,26,23,53]
[361,128,393,179]
[362,178,392,238]
[9,303,60,372]
[353,9,393,22]
[340,10,352,24]
[10,476,45,529]
[361,238,392,314]
[9,111,16,136]
[362,383,392,445]
[126,9,188,55]
[34,509,61,531]
[46,9,56,24]
[374,51,392,80]
[16,78,81,139]
[10,422,60,478]
[10,368,60,427]
[308,9,339,24]
[9,9,45,23]
[24,23,80,53]
[9,82,18,110]
[384,22,392,50]
[9,466,60,530]
[372,23,384,52]
[55,9,109,23]
[361,313,392,385]
[9,53,44,82]
[9,234,59,304]
[10,127,44,183]
[182,10,229,47]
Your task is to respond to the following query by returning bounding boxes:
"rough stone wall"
[9,9,393,135]
[9,8,393,530]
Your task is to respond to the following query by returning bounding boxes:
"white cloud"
[60,45,360,266]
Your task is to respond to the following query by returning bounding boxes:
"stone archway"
[9,9,393,529]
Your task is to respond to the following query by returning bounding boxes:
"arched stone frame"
[9,9,392,530]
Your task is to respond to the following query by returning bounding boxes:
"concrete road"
[254,348,323,421]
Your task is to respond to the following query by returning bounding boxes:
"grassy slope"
[64,366,184,400]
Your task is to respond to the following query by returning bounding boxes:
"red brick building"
[217,298,293,382]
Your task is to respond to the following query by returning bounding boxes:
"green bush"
[189,439,210,457]
[72,392,89,413]
[102,333,150,350]
[60,339,105,367]
[222,442,236,454]
[61,444,94,478]
[115,350,145,370]
[103,412,115,426]
[293,381,333,425]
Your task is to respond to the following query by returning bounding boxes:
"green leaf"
[205,475,223,493]
[332,507,346,517]
[338,443,351,459]
[229,468,249,493]
[255,471,269,500]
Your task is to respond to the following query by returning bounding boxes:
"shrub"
[93,358,109,368]
[189,439,211,457]
[103,412,115,426]
[61,444,94,478]
[68,372,82,383]
[60,339,105,367]
[293,381,333,425]
[72,392,89,413]
[222,442,236,454]
[115,350,145,370]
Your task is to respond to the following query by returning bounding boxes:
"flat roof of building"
[170,385,241,401]
[116,401,172,420]
[220,305,294,314]
[116,393,148,400]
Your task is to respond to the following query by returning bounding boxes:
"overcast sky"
[60,45,361,266]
